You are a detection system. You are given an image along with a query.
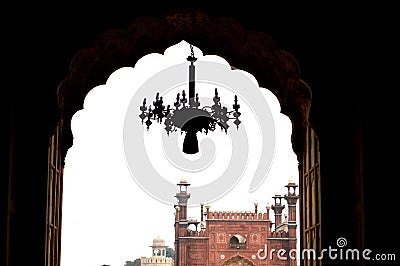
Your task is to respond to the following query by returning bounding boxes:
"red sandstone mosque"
[173,178,299,266]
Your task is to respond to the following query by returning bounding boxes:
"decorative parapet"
[140,256,174,264]
[207,211,269,221]
[185,229,208,237]
[269,230,289,238]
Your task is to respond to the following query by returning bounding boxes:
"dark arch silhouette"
[3,2,394,266]
[53,9,313,266]
[57,8,311,162]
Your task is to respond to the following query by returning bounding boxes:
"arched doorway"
[47,8,320,266]
[221,255,255,266]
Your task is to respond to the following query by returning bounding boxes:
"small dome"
[288,177,297,185]
[152,236,165,246]
[180,177,188,183]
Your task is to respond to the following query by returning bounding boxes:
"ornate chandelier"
[139,44,242,154]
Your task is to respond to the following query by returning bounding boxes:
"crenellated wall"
[185,229,207,237]
[269,231,289,238]
[206,211,270,221]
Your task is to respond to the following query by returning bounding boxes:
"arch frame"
[53,8,319,266]
[57,8,312,161]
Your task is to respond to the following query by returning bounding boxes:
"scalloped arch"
[221,255,255,266]
[57,8,311,158]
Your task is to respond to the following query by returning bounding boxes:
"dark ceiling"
[3,1,399,260]
[7,1,388,125]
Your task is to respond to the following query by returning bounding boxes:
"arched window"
[230,234,246,249]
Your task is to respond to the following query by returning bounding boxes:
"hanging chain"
[190,9,196,59]
[190,44,195,58]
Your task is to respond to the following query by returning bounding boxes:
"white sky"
[60,41,299,266]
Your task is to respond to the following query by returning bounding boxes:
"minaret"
[174,177,191,266]
[284,177,299,238]
[271,192,285,230]
[200,203,204,222]
[175,177,191,236]
[151,236,167,258]
[284,178,299,266]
